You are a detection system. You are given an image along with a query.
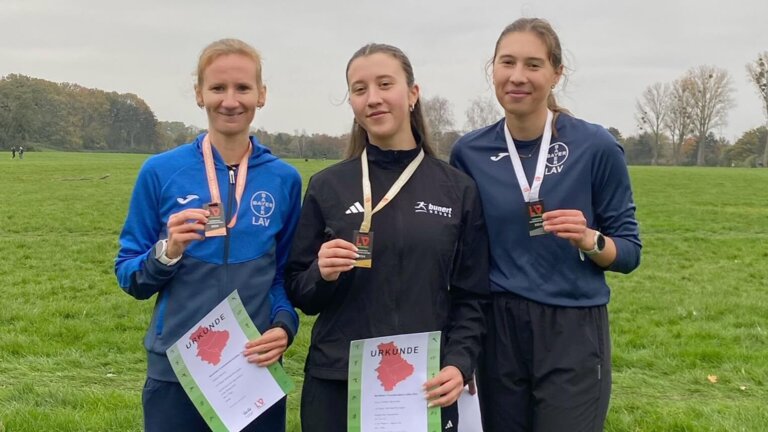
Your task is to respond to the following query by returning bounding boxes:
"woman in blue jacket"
[115,39,301,432]
[451,18,642,432]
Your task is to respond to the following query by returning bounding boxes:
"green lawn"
[0,153,766,431]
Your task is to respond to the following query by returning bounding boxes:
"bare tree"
[635,82,670,165]
[422,95,455,157]
[464,96,501,131]
[664,78,695,165]
[687,66,735,166]
[746,51,768,167]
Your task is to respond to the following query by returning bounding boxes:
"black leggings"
[477,293,612,432]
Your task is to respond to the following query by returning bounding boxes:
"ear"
[408,83,420,109]
[552,65,564,87]
[257,84,267,108]
[194,85,204,108]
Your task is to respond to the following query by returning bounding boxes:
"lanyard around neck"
[503,109,553,203]
[359,147,424,233]
[202,134,251,229]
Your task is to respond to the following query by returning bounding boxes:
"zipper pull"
[229,167,236,184]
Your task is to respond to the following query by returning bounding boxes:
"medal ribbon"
[202,134,251,228]
[503,109,553,203]
[359,147,424,233]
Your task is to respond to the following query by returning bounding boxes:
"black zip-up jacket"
[285,143,489,381]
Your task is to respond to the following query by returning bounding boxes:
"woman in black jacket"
[285,43,489,432]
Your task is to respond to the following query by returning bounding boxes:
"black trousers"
[477,293,611,432]
[300,374,459,432]
[142,377,286,432]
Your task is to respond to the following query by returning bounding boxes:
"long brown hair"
[492,18,572,129]
[344,43,434,159]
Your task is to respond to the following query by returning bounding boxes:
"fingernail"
[355,254,361,259]
[427,402,434,408]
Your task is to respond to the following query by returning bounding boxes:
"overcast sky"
[1,0,766,142]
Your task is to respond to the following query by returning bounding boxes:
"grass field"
[1,152,766,431]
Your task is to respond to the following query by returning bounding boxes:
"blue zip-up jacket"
[115,133,301,382]
[451,114,641,307]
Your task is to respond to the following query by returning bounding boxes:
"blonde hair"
[195,38,263,89]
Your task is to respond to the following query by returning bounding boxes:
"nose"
[221,90,239,108]
[366,87,383,106]
[508,64,526,84]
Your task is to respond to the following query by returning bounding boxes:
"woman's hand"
[542,209,593,250]
[423,366,464,408]
[166,208,209,259]
[244,327,289,367]
[317,239,358,281]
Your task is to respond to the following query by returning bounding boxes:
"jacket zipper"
[223,166,236,295]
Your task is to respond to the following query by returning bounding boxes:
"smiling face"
[347,52,419,149]
[195,53,266,139]
[492,31,562,122]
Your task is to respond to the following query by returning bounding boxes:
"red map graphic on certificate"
[375,341,415,391]
[191,327,230,366]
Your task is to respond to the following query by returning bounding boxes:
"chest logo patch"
[251,191,275,227]
[414,201,452,218]
[546,142,568,175]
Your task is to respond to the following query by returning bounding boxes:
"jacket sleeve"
[592,136,642,274]
[115,160,179,300]
[268,170,302,343]
[284,176,341,316]
[442,180,490,382]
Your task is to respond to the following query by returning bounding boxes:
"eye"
[528,63,542,70]
[236,84,252,92]
[351,86,366,95]
[210,85,225,92]
[379,81,393,89]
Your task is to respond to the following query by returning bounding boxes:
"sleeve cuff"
[271,310,298,346]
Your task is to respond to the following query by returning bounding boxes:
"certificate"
[348,331,441,432]
[166,291,294,432]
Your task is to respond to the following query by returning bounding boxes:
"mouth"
[218,111,245,118]
[367,110,388,118]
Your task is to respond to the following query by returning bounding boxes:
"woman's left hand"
[243,327,288,367]
[423,366,464,408]
[542,209,593,250]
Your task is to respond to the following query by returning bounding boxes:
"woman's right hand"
[317,239,358,281]
[166,208,209,259]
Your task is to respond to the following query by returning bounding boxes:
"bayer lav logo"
[250,191,275,218]
[547,142,569,167]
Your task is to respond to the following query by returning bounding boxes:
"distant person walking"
[11,146,16,159]
[18,146,24,159]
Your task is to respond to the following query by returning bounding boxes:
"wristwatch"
[581,231,606,256]
[154,239,181,266]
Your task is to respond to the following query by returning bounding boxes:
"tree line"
[631,53,768,167]
[3,51,766,166]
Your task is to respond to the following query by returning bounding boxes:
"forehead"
[202,54,260,83]
[496,31,550,59]
[347,52,405,82]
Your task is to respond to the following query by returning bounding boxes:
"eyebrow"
[497,54,547,63]
[350,74,397,86]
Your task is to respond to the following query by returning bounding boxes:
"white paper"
[167,294,286,432]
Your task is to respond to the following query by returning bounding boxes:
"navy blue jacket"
[116,134,301,381]
[451,115,641,307]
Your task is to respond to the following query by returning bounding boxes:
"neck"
[505,108,549,141]
[208,131,250,165]
[368,129,417,152]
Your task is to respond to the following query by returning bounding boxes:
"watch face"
[596,233,606,250]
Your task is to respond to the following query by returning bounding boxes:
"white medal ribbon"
[359,147,424,233]
[503,109,553,203]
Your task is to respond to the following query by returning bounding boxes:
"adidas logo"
[345,201,364,214]
[445,420,454,429]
